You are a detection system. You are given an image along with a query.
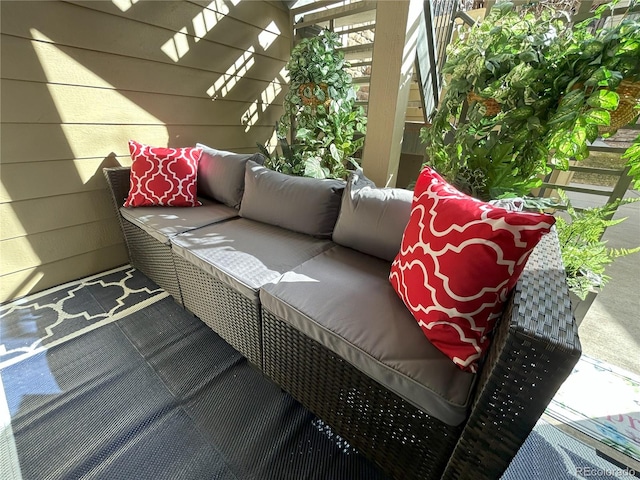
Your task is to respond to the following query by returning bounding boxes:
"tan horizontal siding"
[405,106,425,123]
[0,190,117,241]
[0,244,129,304]
[1,157,125,203]
[1,124,274,164]
[1,1,287,82]
[189,0,290,31]
[0,0,288,302]
[1,79,283,126]
[71,0,291,60]
[0,218,124,275]
[409,84,422,102]
[2,35,287,103]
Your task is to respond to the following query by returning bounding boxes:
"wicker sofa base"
[173,253,262,368]
[262,308,462,480]
[102,165,183,305]
[122,220,183,305]
[104,165,581,480]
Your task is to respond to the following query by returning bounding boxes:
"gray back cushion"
[196,143,265,209]
[239,160,345,238]
[333,169,413,261]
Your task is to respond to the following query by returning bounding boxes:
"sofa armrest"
[103,166,132,258]
[443,227,581,479]
[103,166,131,211]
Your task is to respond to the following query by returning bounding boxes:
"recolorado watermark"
[576,466,637,477]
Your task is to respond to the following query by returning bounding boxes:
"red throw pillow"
[123,140,202,207]
[389,167,555,373]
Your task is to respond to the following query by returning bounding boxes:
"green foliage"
[260,29,367,179]
[556,190,640,299]
[622,131,640,190]
[257,131,305,175]
[420,0,640,200]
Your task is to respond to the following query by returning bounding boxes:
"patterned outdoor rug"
[0,266,169,370]
[0,266,634,479]
[546,354,640,463]
[504,419,637,479]
[0,266,386,480]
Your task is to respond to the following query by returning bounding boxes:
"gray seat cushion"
[196,144,265,209]
[260,245,476,426]
[171,218,334,301]
[120,199,238,245]
[333,168,413,261]
[239,160,345,238]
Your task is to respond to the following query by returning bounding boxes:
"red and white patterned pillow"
[389,167,555,373]
[123,140,202,207]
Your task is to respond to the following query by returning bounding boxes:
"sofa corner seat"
[260,230,581,480]
[103,166,238,305]
[121,201,239,303]
[260,245,475,479]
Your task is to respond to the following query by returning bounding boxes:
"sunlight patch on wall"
[162,1,230,59]
[278,66,290,84]
[242,81,282,132]
[258,21,281,50]
[0,269,45,310]
[161,27,190,62]
[241,65,288,132]
[207,46,255,99]
[29,29,168,162]
[264,129,278,154]
[240,62,288,131]
[111,0,140,13]
[192,3,226,42]
[30,30,113,88]
[255,66,289,148]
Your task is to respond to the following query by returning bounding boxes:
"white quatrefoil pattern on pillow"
[124,140,202,207]
[389,167,556,373]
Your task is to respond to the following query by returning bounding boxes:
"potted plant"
[555,190,640,324]
[419,0,640,201]
[259,29,367,179]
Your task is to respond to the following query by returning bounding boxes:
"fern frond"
[609,246,640,259]
[621,132,640,191]
[555,189,640,298]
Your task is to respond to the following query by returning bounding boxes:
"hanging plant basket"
[467,91,501,117]
[599,79,640,134]
[298,82,331,108]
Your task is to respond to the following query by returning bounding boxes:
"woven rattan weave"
[103,167,183,305]
[442,229,581,479]
[262,309,461,480]
[173,254,262,368]
[122,221,183,304]
[262,230,581,480]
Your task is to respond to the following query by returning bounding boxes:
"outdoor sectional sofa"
[103,144,581,480]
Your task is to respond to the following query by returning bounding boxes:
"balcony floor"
[1,264,637,478]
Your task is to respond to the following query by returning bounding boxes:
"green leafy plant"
[546,0,640,166]
[622,131,640,190]
[257,130,305,175]
[260,29,367,179]
[420,0,640,201]
[556,190,640,300]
